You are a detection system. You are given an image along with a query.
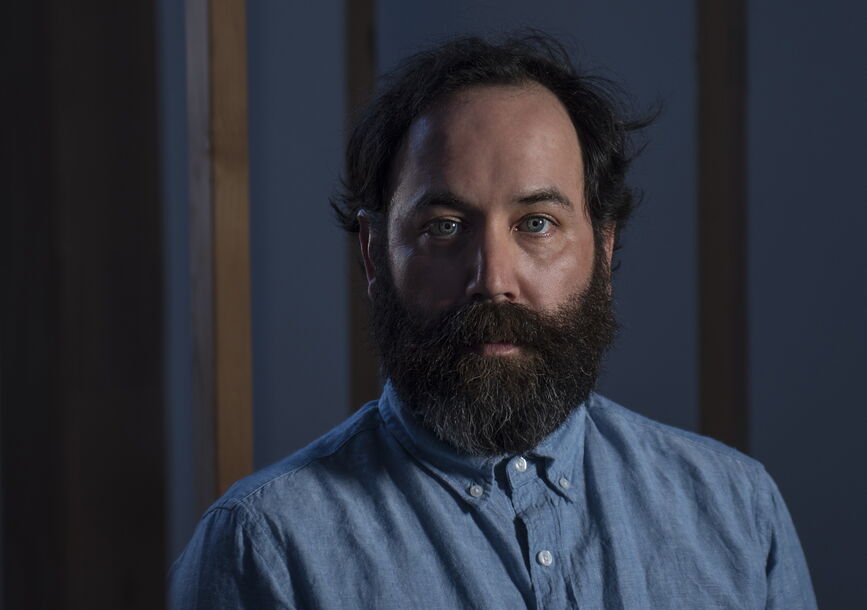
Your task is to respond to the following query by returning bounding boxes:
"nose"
[464,227,519,303]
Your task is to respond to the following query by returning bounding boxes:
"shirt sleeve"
[168,503,295,610]
[758,470,818,609]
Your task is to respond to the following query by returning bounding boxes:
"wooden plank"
[186,0,253,500]
[210,0,254,493]
[346,0,381,411]
[697,0,749,452]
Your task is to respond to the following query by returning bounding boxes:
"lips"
[473,342,520,356]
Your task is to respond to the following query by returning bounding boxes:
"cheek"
[520,232,596,306]
[388,244,466,309]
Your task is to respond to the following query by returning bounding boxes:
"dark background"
[3,1,864,607]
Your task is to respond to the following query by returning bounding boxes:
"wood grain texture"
[346,0,382,412]
[697,0,749,452]
[209,0,254,494]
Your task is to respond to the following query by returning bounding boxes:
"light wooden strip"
[210,0,254,493]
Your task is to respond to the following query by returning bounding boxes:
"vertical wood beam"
[346,0,381,412]
[210,0,254,496]
[697,0,749,452]
[186,0,253,502]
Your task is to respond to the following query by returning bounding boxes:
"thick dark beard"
[369,249,617,456]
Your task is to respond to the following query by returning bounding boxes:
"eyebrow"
[515,187,573,209]
[409,190,473,212]
[408,187,573,213]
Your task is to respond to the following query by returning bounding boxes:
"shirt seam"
[236,502,296,610]
[753,465,768,549]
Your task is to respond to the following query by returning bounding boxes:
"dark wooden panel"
[1,3,67,607]
[1,1,165,608]
[346,0,381,412]
[697,0,749,452]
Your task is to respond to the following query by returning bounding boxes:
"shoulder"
[170,400,391,602]
[583,394,782,546]
[209,400,387,516]
[584,393,770,501]
[587,393,763,468]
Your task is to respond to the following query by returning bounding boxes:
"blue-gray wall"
[246,0,348,470]
[748,3,867,606]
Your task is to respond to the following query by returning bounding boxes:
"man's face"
[379,84,609,329]
[359,84,617,455]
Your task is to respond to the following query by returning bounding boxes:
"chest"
[283,477,766,609]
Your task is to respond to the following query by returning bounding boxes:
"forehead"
[390,84,585,212]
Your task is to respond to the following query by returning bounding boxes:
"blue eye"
[520,216,552,233]
[428,219,462,237]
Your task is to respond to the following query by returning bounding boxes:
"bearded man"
[170,34,816,609]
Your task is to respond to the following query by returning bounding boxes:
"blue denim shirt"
[170,385,816,609]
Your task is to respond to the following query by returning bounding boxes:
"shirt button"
[559,477,571,489]
[536,550,553,567]
[514,456,528,472]
[468,484,484,498]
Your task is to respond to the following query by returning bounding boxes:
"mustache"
[410,300,559,350]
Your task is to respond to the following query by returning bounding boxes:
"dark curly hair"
[332,31,654,263]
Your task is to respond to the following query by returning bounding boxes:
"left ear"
[357,210,378,300]
[600,223,616,268]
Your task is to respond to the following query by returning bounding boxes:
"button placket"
[524,516,560,607]
[514,470,563,607]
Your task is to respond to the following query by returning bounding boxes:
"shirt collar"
[378,381,589,505]
[530,395,588,502]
